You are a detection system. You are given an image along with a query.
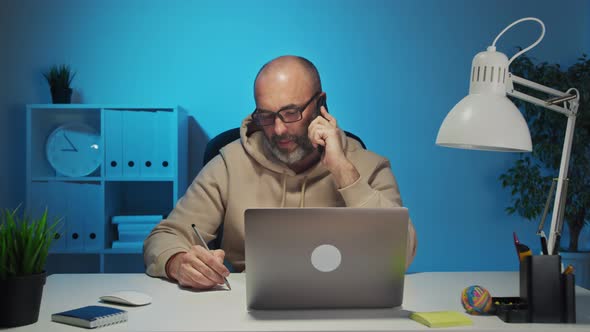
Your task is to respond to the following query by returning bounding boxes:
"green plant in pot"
[43,64,76,104]
[0,207,59,327]
[499,52,590,286]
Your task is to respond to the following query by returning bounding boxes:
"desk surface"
[9,272,590,332]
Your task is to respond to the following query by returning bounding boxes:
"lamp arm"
[506,73,580,255]
[507,73,578,116]
[546,115,576,255]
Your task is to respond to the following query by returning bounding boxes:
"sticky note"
[410,311,473,328]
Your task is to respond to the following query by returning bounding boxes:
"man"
[144,55,417,289]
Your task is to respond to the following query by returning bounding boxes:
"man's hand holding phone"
[308,106,360,188]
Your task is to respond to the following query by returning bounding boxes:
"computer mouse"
[99,290,152,306]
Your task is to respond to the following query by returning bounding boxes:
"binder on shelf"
[48,182,68,251]
[154,110,175,177]
[117,223,157,233]
[111,240,143,250]
[64,183,84,251]
[31,182,66,251]
[104,109,123,177]
[122,110,142,177]
[118,230,151,242]
[138,111,157,177]
[112,215,163,224]
[82,183,104,251]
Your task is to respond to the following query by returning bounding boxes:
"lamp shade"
[436,46,532,152]
[436,94,532,152]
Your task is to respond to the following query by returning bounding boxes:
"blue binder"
[154,111,175,177]
[31,182,66,251]
[104,109,123,178]
[111,215,162,224]
[117,223,157,233]
[50,182,67,251]
[122,110,142,177]
[111,241,143,250]
[118,230,150,242]
[82,183,104,251]
[64,182,84,251]
[138,111,156,177]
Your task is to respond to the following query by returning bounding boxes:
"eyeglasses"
[252,92,321,126]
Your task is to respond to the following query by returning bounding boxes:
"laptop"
[244,207,409,310]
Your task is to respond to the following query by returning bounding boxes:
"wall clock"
[46,122,102,177]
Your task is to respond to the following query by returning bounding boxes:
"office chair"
[203,127,366,250]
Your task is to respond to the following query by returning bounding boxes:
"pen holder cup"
[518,255,576,323]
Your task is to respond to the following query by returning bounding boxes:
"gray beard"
[263,134,315,165]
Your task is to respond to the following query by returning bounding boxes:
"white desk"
[10,272,590,332]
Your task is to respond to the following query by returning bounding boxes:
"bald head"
[254,56,322,101]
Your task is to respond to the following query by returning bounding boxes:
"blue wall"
[1,0,589,272]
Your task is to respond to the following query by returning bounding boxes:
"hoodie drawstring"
[299,176,308,208]
[280,174,308,208]
[280,173,287,208]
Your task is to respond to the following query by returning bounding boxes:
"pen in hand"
[191,224,232,290]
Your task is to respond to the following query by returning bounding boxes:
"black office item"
[540,235,549,255]
[552,234,561,255]
[315,94,328,154]
[494,255,576,323]
[51,305,127,329]
[493,297,528,323]
[317,94,328,112]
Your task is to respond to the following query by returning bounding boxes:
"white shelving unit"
[26,104,187,273]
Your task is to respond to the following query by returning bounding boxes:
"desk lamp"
[436,17,580,255]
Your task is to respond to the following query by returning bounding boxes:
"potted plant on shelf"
[499,52,590,288]
[43,64,76,104]
[0,207,59,327]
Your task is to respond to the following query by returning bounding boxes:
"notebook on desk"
[244,207,409,310]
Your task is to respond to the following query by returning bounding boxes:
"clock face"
[46,122,102,177]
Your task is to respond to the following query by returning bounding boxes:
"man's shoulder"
[218,138,250,161]
[345,137,389,164]
[344,137,393,176]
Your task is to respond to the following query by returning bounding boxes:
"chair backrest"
[203,128,366,166]
[202,127,366,250]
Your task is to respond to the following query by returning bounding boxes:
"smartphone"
[316,95,328,114]
[315,95,328,154]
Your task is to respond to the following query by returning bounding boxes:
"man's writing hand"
[308,107,360,188]
[167,246,230,289]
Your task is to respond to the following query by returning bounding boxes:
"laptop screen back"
[245,207,409,310]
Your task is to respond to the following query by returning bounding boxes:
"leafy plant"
[42,64,76,90]
[0,206,60,279]
[499,52,590,251]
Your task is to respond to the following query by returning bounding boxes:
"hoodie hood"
[239,114,353,178]
[239,114,353,207]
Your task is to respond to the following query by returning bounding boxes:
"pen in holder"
[519,255,576,323]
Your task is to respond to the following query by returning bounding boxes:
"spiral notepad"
[51,305,127,329]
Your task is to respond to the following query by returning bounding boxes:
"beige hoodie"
[144,115,417,276]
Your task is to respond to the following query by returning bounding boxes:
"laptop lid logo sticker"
[311,244,341,272]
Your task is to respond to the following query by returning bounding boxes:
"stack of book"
[111,215,162,250]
